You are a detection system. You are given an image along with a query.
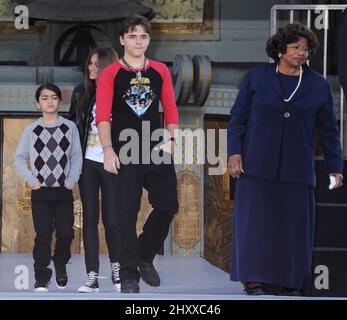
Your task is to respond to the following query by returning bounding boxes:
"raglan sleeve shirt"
[159,63,179,126]
[96,61,179,127]
[96,65,116,126]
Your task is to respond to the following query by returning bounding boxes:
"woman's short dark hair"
[266,23,319,61]
[120,15,151,37]
[35,83,62,102]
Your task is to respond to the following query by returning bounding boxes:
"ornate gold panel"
[173,171,200,253]
[204,118,232,272]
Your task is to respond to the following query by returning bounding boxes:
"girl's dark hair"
[266,23,319,61]
[80,46,118,113]
[35,83,62,102]
[120,15,151,37]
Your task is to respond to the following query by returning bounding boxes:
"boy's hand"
[157,140,174,154]
[104,148,120,174]
[31,180,41,190]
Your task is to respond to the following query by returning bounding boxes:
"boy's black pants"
[31,187,74,281]
[116,162,179,282]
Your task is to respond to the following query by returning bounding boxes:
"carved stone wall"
[141,0,204,23]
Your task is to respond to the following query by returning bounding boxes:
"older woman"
[228,23,343,295]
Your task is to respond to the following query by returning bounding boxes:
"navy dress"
[231,73,316,291]
[231,173,314,291]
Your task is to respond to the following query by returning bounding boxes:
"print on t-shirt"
[122,76,157,117]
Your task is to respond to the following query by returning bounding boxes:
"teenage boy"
[96,15,179,293]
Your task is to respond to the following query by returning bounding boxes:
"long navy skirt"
[230,174,315,291]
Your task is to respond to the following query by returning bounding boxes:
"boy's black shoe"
[54,263,68,289]
[34,279,50,292]
[121,279,140,293]
[138,262,160,287]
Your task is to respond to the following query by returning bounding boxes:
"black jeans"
[116,162,179,282]
[31,187,74,281]
[79,159,120,274]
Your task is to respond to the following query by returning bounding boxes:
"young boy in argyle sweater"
[14,83,82,292]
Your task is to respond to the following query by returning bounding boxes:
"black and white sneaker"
[54,263,68,289]
[78,271,99,293]
[111,262,121,291]
[34,279,50,292]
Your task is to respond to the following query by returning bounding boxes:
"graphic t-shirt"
[122,75,157,117]
[96,59,179,154]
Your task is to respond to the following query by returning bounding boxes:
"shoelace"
[85,271,98,286]
[111,263,120,281]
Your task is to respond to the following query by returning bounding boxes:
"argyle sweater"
[14,116,82,189]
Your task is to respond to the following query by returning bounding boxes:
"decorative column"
[171,54,211,256]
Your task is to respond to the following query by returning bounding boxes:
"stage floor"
[0,254,343,300]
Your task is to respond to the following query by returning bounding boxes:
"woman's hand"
[228,154,244,178]
[329,173,343,189]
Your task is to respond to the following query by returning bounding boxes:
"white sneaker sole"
[78,286,100,293]
[114,283,121,292]
[34,287,49,293]
[55,279,67,289]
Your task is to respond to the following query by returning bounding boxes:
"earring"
[278,53,282,58]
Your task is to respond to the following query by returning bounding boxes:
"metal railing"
[270,5,347,152]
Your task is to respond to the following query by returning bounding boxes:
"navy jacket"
[227,63,343,187]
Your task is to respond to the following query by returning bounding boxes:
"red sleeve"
[95,62,120,126]
[151,60,179,126]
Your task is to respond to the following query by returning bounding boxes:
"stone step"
[0,66,83,83]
